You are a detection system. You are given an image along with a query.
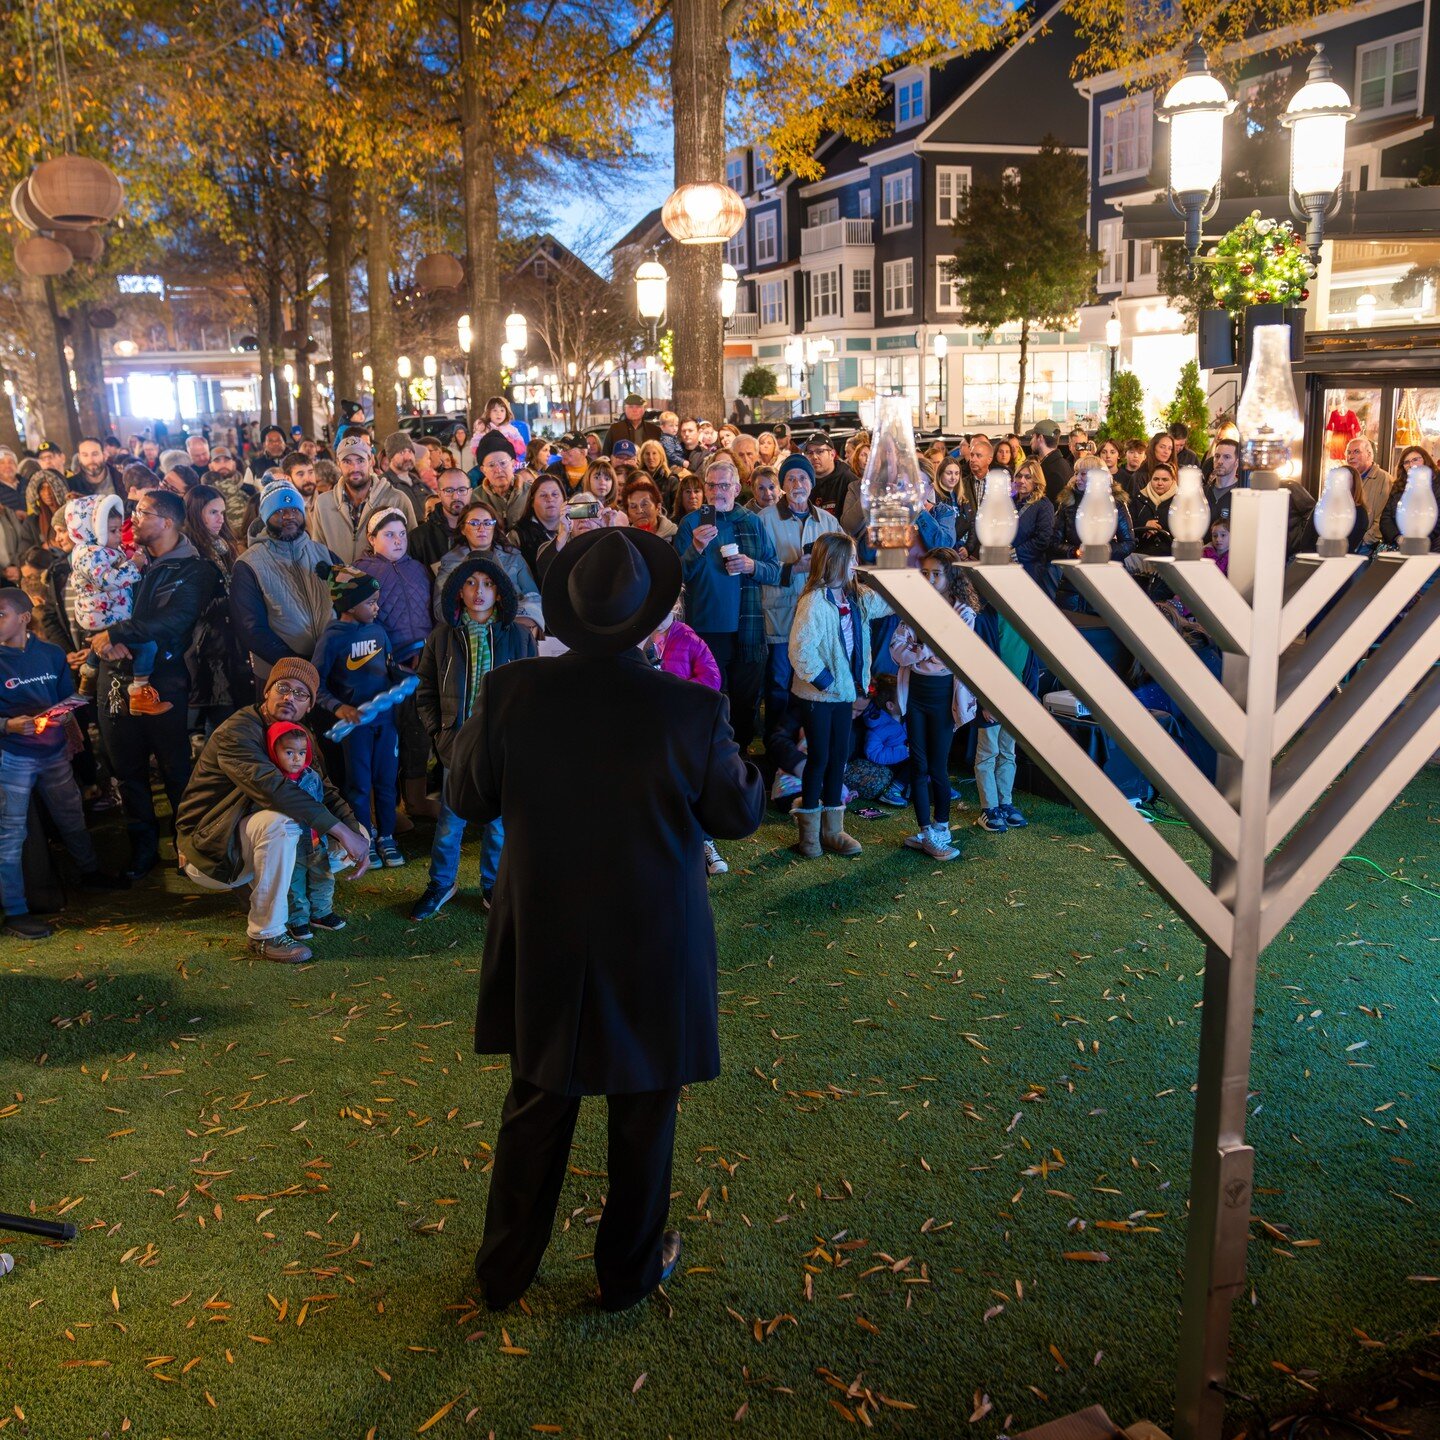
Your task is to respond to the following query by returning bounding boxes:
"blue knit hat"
[259,479,305,522]
[777,454,815,486]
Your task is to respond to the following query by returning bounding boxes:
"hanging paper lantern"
[14,236,74,277]
[281,329,301,347]
[52,227,104,263]
[415,252,464,292]
[87,307,118,329]
[661,183,745,245]
[27,155,123,227]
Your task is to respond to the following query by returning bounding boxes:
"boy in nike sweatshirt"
[311,567,403,867]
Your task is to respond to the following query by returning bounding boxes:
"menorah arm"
[1273,553,1440,753]
[1057,562,1245,759]
[865,568,1234,951]
[1147,558,1253,655]
[1266,579,1440,851]
[1260,665,1440,948]
[1277,554,1368,652]
[971,565,1240,860]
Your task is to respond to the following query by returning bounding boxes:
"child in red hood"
[266,721,347,940]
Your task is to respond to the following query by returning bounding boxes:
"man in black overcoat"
[447,527,765,1311]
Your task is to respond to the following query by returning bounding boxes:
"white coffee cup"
[720,542,739,559]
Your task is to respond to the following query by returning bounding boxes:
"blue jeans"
[430,788,504,893]
[0,746,98,915]
[764,643,793,738]
[342,715,399,839]
[287,836,337,927]
[974,724,1017,810]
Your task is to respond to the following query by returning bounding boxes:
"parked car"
[400,413,469,444]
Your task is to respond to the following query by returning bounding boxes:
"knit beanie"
[259,479,305,522]
[777,454,815,486]
[328,565,380,614]
[264,656,320,697]
[382,431,416,460]
[366,506,408,537]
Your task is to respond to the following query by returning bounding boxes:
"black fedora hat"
[541,527,682,656]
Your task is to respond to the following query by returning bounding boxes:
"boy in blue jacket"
[312,567,403,868]
[0,587,125,937]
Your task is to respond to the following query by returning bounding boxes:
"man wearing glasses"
[408,468,474,567]
[88,488,219,879]
[177,658,372,963]
[673,458,780,752]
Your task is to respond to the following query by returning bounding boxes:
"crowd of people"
[0,392,1433,959]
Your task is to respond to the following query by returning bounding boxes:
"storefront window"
[1393,387,1440,467]
[1321,387,1382,462]
[960,349,1104,430]
[875,354,921,422]
[1321,241,1440,331]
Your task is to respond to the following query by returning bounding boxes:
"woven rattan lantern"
[415,252,464,291]
[15,236,75,277]
[87,307,118,329]
[53,227,104,263]
[27,155,123,226]
[661,183,744,245]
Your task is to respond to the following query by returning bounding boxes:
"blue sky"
[547,116,676,263]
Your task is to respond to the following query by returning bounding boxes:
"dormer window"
[725,156,746,194]
[895,72,926,128]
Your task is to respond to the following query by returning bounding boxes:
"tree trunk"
[1012,318,1030,435]
[255,297,274,428]
[459,0,504,415]
[268,269,293,433]
[70,305,111,439]
[293,255,316,439]
[326,162,355,422]
[0,368,24,451]
[18,273,76,453]
[669,0,729,423]
[366,180,398,439]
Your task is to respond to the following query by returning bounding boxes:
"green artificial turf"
[1,778,1438,1440]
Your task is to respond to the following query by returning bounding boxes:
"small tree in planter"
[739,364,778,404]
[1097,369,1147,445]
[1165,360,1211,445]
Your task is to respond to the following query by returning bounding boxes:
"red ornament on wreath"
[1240,263,1254,276]
[1300,288,1310,300]
[1255,290,1272,303]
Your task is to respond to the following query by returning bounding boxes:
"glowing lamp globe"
[1397,466,1437,555]
[1075,465,1118,559]
[720,262,739,319]
[1236,326,1303,484]
[1312,465,1357,556]
[505,312,528,353]
[860,395,928,569]
[976,468,1019,561]
[634,261,668,321]
[662,183,745,245]
[1158,45,1234,201]
[1281,46,1353,200]
[1169,465,1211,559]
[397,355,412,380]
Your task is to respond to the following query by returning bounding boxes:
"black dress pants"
[475,1076,680,1311]
[697,630,763,753]
[95,668,193,862]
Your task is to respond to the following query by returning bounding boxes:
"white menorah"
[865,476,1440,1440]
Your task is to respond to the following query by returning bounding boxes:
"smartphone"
[566,499,600,521]
[699,504,717,527]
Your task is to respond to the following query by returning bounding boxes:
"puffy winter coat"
[354,552,435,663]
[65,494,142,632]
[787,583,892,703]
[756,499,840,644]
[653,620,721,690]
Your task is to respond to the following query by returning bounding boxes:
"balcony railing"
[800,219,874,257]
[729,312,759,336]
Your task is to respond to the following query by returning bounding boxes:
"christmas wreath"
[1205,211,1312,314]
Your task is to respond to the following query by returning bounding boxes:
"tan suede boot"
[820,805,861,857]
[791,806,822,859]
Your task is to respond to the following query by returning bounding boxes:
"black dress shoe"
[659,1229,682,1284]
[4,914,55,939]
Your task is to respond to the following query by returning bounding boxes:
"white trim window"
[1132,239,1156,284]
[754,211,779,265]
[759,278,787,327]
[935,256,963,312]
[882,170,914,232]
[857,187,872,219]
[812,268,841,320]
[724,226,747,270]
[1097,217,1124,290]
[853,267,872,314]
[883,258,914,316]
[808,199,840,228]
[752,153,774,189]
[725,156,745,194]
[895,74,925,128]
[935,166,972,225]
[1099,93,1153,181]
[1357,31,1421,115]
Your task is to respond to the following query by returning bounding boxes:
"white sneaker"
[902,830,929,851]
[704,840,728,876]
[920,824,960,862]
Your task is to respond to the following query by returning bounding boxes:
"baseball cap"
[335,435,373,462]
[612,440,638,461]
[803,432,834,451]
[623,392,645,406]
[37,440,63,456]
[558,431,587,451]
[1026,421,1061,440]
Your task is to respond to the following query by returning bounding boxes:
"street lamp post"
[1105,304,1122,388]
[1158,42,1235,263]
[636,257,669,356]
[397,354,412,415]
[932,332,948,428]
[423,354,438,415]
